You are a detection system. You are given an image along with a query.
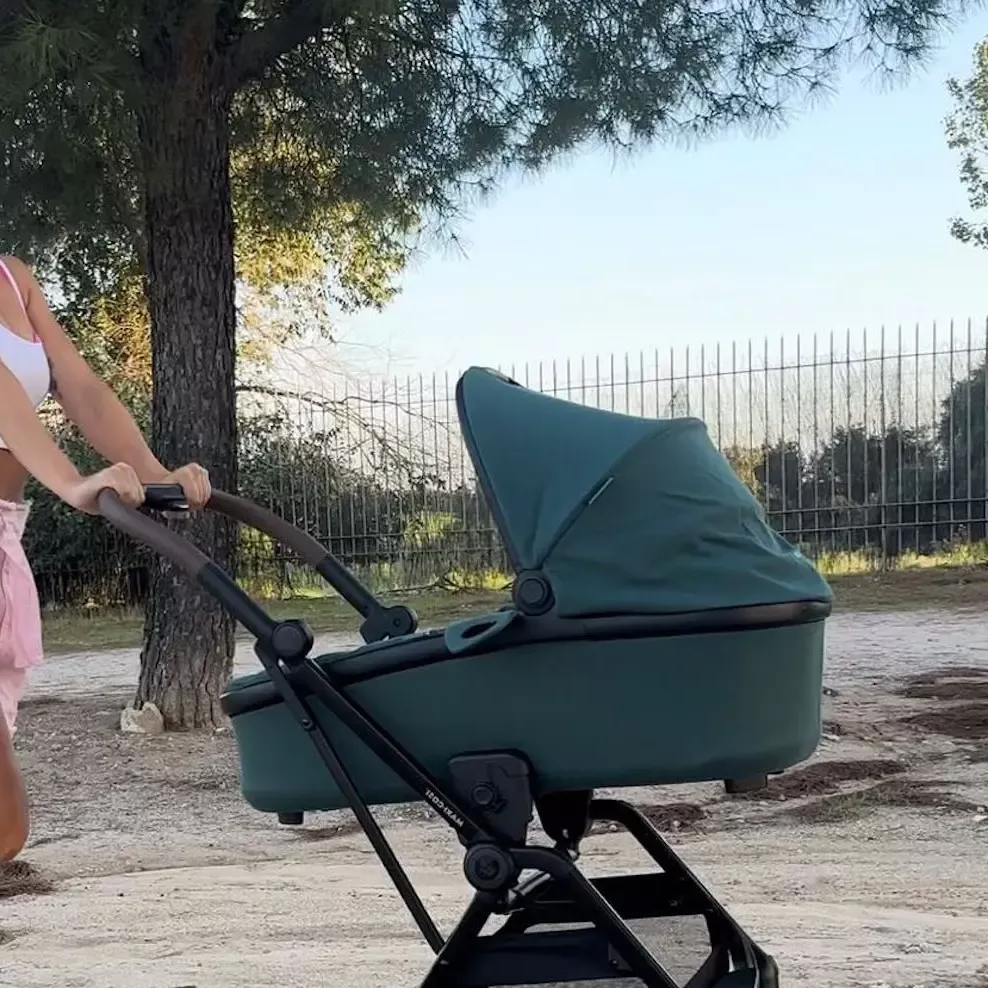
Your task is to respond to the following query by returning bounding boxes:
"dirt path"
[3,607,988,988]
[7,821,988,988]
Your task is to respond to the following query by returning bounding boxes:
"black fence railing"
[26,318,988,608]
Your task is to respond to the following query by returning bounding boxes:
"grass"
[40,547,988,655]
[827,565,988,612]
[42,588,509,654]
[814,540,988,577]
[814,540,988,611]
[0,861,56,899]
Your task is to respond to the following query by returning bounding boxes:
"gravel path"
[5,604,988,988]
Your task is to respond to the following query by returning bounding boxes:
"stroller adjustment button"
[471,783,497,808]
[513,571,554,615]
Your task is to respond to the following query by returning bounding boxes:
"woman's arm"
[4,258,169,483]
[4,258,210,507]
[0,358,146,513]
[0,358,88,501]
[0,717,28,862]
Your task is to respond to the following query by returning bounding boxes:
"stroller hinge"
[448,752,534,848]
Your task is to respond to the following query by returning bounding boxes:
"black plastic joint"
[270,619,314,664]
[512,571,554,616]
[724,776,768,795]
[359,604,418,643]
[463,844,517,892]
[448,752,533,845]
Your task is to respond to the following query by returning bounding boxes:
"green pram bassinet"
[99,367,832,988]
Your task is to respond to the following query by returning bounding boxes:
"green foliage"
[946,39,988,250]
[0,0,973,707]
[723,446,763,499]
[0,5,412,353]
[401,511,458,549]
[23,404,150,608]
[938,360,986,505]
[1,0,965,282]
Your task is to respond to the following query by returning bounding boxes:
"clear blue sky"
[335,15,988,378]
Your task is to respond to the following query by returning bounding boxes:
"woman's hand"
[63,462,145,515]
[162,463,211,510]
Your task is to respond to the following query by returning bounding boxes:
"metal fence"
[29,317,988,606]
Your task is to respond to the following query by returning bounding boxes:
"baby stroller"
[100,366,832,988]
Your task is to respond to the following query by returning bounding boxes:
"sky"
[325,14,988,381]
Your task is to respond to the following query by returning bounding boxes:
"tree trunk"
[134,15,238,729]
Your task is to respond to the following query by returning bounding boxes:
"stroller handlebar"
[97,487,211,579]
[97,487,280,644]
[97,486,418,647]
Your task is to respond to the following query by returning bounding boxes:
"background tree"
[0,0,966,727]
[937,361,987,541]
[946,39,988,249]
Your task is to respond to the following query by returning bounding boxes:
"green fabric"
[228,620,825,814]
[457,368,832,616]
[547,423,832,616]
[458,367,658,567]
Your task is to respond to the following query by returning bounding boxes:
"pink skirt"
[0,500,43,734]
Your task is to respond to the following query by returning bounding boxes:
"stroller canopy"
[456,367,832,619]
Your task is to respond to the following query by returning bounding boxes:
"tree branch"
[232,0,347,85]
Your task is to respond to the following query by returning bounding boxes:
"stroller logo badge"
[425,788,465,828]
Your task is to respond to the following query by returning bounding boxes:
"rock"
[899,942,939,954]
[119,702,165,735]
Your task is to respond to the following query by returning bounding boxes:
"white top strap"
[0,259,27,314]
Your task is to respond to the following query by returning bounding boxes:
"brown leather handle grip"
[97,489,327,575]
[207,490,328,567]
[96,489,211,578]
[99,486,391,640]
[205,490,385,624]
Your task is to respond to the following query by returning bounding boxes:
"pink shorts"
[0,500,43,735]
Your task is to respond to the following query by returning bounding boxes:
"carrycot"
[97,367,833,988]
[222,366,831,812]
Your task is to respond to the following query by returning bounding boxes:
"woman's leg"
[0,498,40,861]
[0,668,29,861]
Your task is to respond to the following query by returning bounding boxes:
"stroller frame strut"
[260,630,779,988]
[104,485,780,988]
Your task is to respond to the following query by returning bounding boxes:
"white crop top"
[0,259,51,452]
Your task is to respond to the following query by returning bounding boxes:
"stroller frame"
[102,485,780,988]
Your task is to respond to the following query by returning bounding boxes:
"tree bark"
[134,10,239,728]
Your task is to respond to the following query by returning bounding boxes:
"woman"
[0,254,211,860]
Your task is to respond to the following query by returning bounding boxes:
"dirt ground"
[3,607,988,988]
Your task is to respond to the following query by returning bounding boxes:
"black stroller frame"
[102,484,780,988]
